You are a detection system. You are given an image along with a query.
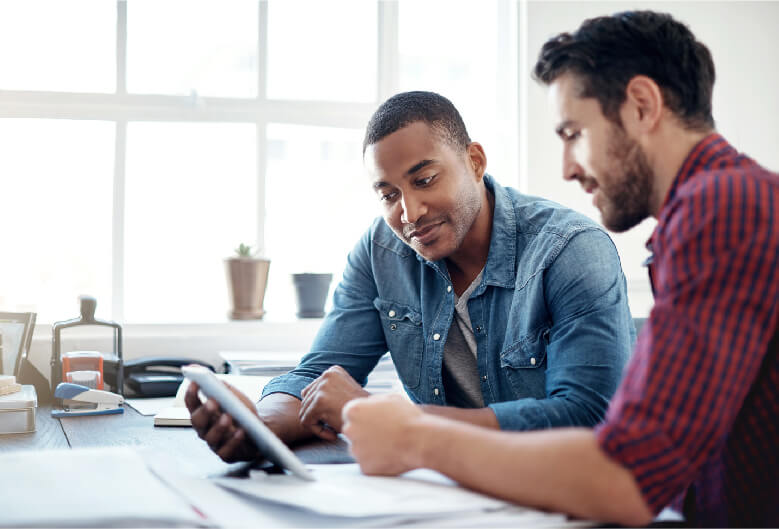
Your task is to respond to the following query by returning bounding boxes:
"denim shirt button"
[388,310,396,317]
[482,375,487,381]
[434,388,439,396]
[433,333,441,341]
[446,285,452,293]
[390,323,397,331]
[530,357,536,366]
[475,325,482,333]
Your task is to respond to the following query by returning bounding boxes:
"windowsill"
[28,319,324,377]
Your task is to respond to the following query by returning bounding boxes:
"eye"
[562,129,581,142]
[379,190,398,202]
[415,174,436,187]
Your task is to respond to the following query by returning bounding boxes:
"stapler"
[51,382,124,418]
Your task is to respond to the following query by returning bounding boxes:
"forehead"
[548,73,603,124]
[364,121,451,178]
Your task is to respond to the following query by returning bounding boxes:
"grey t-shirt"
[441,269,485,408]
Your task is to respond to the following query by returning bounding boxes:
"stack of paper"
[0,375,21,396]
[0,447,212,527]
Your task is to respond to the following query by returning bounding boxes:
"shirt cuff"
[260,373,315,401]
[488,399,552,431]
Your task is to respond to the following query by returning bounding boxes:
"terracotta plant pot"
[225,258,270,320]
[292,273,333,318]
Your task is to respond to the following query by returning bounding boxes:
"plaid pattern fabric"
[596,134,779,527]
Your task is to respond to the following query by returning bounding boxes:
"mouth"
[408,222,444,245]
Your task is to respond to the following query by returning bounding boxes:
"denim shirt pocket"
[373,298,424,389]
[499,327,549,398]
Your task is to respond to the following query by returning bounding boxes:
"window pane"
[398,1,513,184]
[0,1,115,92]
[267,0,377,102]
[125,123,257,323]
[0,119,114,322]
[127,0,258,98]
[264,124,377,318]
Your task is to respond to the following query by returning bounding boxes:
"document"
[214,463,509,520]
[0,447,212,527]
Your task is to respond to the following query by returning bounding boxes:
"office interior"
[0,0,777,388]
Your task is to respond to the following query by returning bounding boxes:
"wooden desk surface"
[0,403,353,476]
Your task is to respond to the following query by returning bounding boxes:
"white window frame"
[4,1,519,366]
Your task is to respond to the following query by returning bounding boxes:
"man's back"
[597,134,779,526]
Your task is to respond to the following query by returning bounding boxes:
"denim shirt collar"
[416,174,516,292]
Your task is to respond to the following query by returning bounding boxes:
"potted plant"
[291,272,333,318]
[225,243,270,320]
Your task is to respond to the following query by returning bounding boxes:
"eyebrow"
[554,120,577,137]
[372,159,437,190]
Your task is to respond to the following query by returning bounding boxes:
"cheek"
[382,204,403,231]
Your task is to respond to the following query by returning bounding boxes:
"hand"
[299,366,370,441]
[185,380,260,463]
[342,393,426,476]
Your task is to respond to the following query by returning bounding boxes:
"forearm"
[411,417,652,526]
[419,404,500,429]
[257,392,312,444]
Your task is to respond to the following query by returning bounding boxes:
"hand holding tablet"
[182,365,314,481]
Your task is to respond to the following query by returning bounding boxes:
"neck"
[446,187,494,293]
[645,122,713,216]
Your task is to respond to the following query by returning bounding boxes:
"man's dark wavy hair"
[363,91,471,153]
[533,10,715,130]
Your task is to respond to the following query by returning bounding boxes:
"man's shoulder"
[500,184,605,241]
[672,157,779,219]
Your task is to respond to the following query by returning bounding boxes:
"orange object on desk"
[62,351,104,390]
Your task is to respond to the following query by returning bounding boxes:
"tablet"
[182,365,314,481]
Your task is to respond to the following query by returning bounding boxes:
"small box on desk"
[0,385,37,434]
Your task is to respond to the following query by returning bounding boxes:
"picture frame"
[0,312,37,378]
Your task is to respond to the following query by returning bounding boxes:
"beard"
[596,126,654,232]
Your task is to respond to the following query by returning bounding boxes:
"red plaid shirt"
[596,134,779,527]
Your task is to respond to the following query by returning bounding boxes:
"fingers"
[216,426,247,463]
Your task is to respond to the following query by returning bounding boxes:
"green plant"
[234,243,256,258]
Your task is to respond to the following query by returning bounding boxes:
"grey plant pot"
[292,273,333,318]
[225,258,271,320]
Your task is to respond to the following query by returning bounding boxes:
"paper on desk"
[0,446,213,527]
[214,463,510,519]
[126,396,176,416]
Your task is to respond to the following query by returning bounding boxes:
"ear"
[621,75,664,134]
[466,142,487,180]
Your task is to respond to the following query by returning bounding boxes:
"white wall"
[522,1,779,316]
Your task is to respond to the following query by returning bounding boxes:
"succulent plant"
[234,243,256,258]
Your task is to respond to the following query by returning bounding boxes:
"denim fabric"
[263,175,635,431]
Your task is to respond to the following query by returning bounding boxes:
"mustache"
[402,218,445,239]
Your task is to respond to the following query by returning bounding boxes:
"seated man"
[186,91,634,461]
[342,11,778,528]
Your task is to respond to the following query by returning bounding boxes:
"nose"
[400,192,428,225]
[562,145,584,182]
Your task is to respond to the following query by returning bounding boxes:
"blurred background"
[0,0,777,328]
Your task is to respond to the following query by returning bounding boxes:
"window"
[0,1,517,323]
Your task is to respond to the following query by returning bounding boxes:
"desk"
[0,404,352,477]
[1,404,590,528]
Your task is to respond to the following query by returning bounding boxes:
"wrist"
[405,413,448,470]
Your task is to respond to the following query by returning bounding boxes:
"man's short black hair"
[363,91,471,154]
[533,10,715,130]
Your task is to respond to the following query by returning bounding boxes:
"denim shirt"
[263,175,635,430]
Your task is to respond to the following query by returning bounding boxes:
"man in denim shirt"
[187,91,634,461]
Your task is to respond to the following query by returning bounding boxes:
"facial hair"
[597,126,654,233]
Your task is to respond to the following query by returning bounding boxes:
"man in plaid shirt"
[342,11,778,527]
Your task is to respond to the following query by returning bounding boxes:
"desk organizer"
[0,385,37,434]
